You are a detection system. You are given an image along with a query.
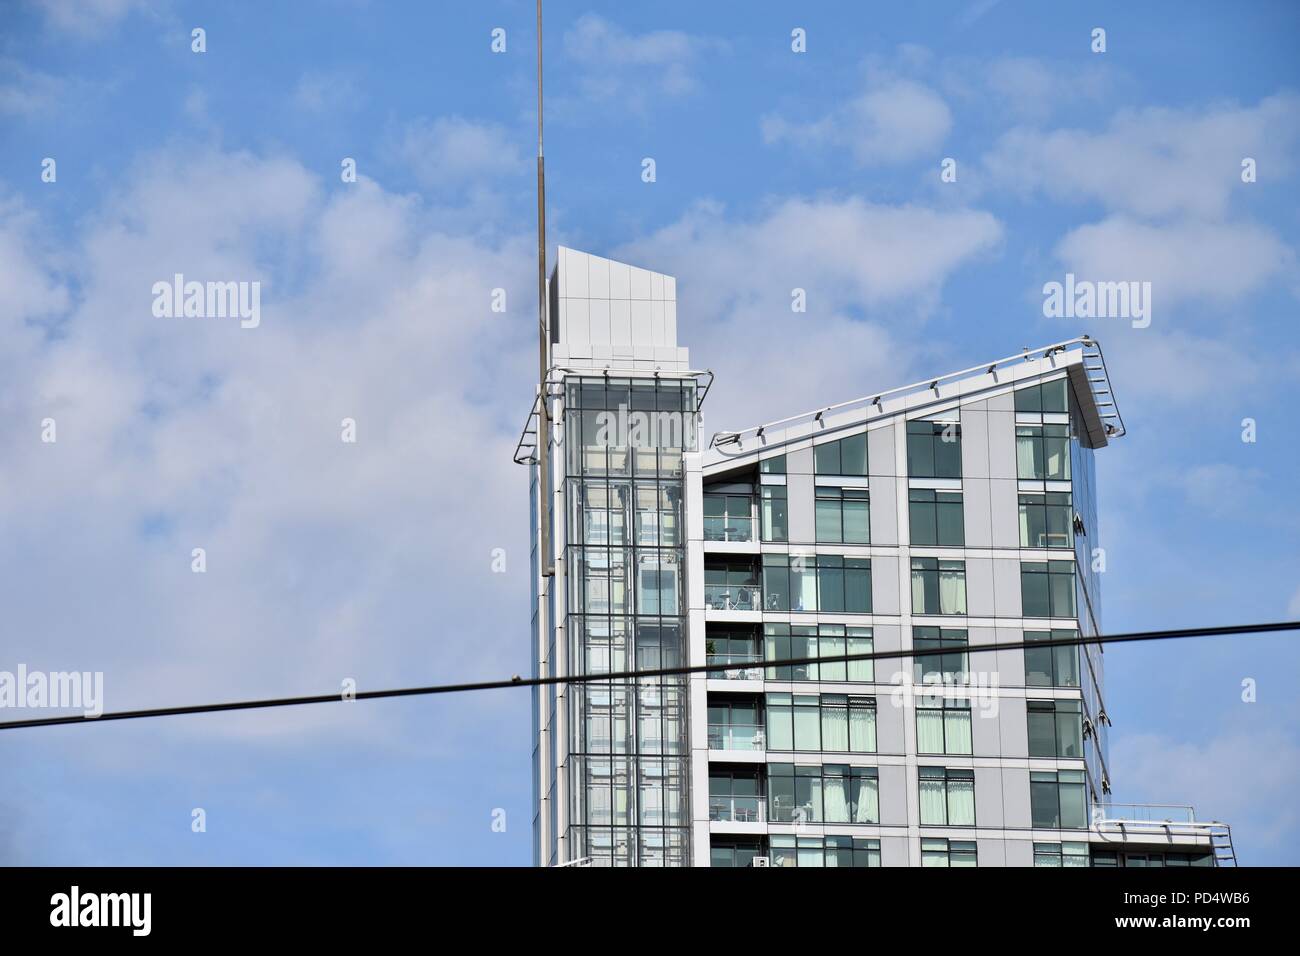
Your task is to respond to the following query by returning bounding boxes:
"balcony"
[704,585,762,611]
[704,516,755,543]
[708,723,766,751]
[706,653,764,681]
[709,795,766,823]
[1097,803,1195,825]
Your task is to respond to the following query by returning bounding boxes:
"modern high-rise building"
[518,248,1235,868]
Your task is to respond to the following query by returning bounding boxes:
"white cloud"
[617,196,1002,428]
[0,58,64,114]
[1111,729,1300,863]
[292,70,362,114]
[390,116,526,190]
[29,0,160,37]
[1053,216,1295,308]
[762,79,952,166]
[983,92,1300,220]
[561,13,723,107]
[0,145,537,752]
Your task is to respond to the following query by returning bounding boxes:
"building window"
[703,492,754,542]
[705,627,761,679]
[704,559,760,610]
[760,454,786,474]
[709,768,764,823]
[761,555,870,613]
[918,767,976,825]
[760,485,787,542]
[1028,699,1084,758]
[1014,379,1069,414]
[1016,424,1071,480]
[921,838,977,867]
[816,486,870,544]
[1024,629,1081,687]
[909,489,964,546]
[1021,560,1076,618]
[916,696,973,755]
[1030,769,1088,829]
[771,835,880,867]
[765,693,876,753]
[911,558,967,615]
[907,419,962,479]
[1034,842,1089,867]
[706,698,764,751]
[764,624,873,682]
[710,840,764,868]
[768,764,878,825]
[814,433,867,476]
[1019,491,1073,548]
[912,627,969,683]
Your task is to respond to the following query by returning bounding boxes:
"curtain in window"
[798,842,824,867]
[939,568,966,614]
[919,774,947,824]
[821,700,849,752]
[1016,431,1039,479]
[945,709,973,754]
[852,775,879,823]
[849,703,876,752]
[917,710,945,753]
[824,774,850,823]
[767,700,793,751]
[910,570,927,614]
[793,699,821,750]
[847,635,873,682]
[948,775,976,826]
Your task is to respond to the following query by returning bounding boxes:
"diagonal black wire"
[0,620,1294,732]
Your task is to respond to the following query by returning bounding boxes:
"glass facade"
[563,376,697,865]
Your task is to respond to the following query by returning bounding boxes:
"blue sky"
[1,0,1298,865]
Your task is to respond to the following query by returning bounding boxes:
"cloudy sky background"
[1,0,1298,864]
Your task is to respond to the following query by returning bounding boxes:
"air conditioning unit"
[751,856,770,868]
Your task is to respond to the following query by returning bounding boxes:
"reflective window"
[764,624,873,682]
[760,454,786,474]
[907,419,962,479]
[1021,560,1077,618]
[771,835,880,868]
[1030,769,1088,828]
[918,767,976,825]
[761,555,871,613]
[1019,491,1073,548]
[1024,629,1081,687]
[1034,841,1089,867]
[1016,424,1071,480]
[766,693,876,753]
[768,764,879,824]
[760,485,788,542]
[913,627,969,683]
[921,838,978,867]
[1014,379,1069,414]
[910,489,964,546]
[703,492,754,542]
[1028,698,1084,758]
[911,558,967,615]
[916,695,973,755]
[814,433,868,476]
[816,486,870,544]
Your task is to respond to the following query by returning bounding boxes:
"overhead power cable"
[0,620,1294,732]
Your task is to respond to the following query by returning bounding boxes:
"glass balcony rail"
[704,585,762,611]
[1095,803,1196,824]
[709,795,766,823]
[707,723,766,751]
[704,515,755,543]
[705,654,765,681]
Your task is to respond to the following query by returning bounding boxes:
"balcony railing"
[709,795,766,823]
[704,585,762,611]
[705,654,764,681]
[708,723,766,751]
[704,516,755,543]
[1095,803,1196,824]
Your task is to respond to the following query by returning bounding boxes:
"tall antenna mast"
[536,0,553,577]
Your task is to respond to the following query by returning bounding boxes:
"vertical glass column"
[562,376,696,865]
